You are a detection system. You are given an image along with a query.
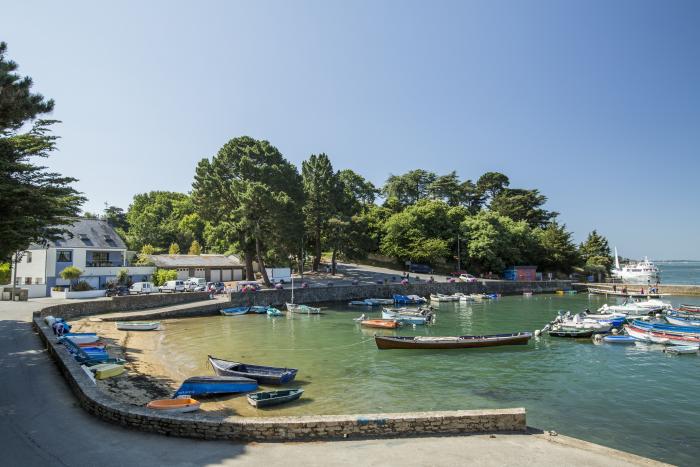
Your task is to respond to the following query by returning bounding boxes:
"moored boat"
[147,398,201,413]
[602,335,636,344]
[63,333,99,345]
[360,319,400,329]
[381,309,431,325]
[249,306,269,314]
[666,315,700,327]
[208,355,298,385]
[664,345,700,355]
[393,294,427,305]
[220,307,250,316]
[286,303,322,314]
[116,321,160,331]
[247,388,304,408]
[375,332,532,349]
[548,328,594,338]
[679,304,700,313]
[174,376,258,397]
[266,307,284,317]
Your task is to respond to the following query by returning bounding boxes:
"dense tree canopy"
[0,42,84,260]
[124,191,192,251]
[302,153,336,271]
[580,230,613,272]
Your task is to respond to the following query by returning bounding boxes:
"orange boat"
[361,319,400,329]
[146,398,201,413]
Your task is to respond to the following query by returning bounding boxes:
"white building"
[10,218,155,298]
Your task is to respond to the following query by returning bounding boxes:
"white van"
[159,280,186,293]
[185,277,206,291]
[130,282,156,294]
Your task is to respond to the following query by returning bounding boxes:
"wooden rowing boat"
[116,321,160,331]
[220,307,250,316]
[679,304,700,313]
[247,388,304,408]
[547,328,594,338]
[208,355,298,385]
[374,332,531,349]
[147,398,201,413]
[360,319,400,329]
[174,376,258,397]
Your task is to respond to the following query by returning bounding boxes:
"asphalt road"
[0,300,659,467]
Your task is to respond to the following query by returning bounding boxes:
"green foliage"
[579,230,613,271]
[0,43,85,260]
[0,262,10,284]
[476,172,510,201]
[152,268,177,286]
[188,240,201,255]
[135,244,155,265]
[72,280,93,291]
[302,154,337,270]
[116,268,129,285]
[125,191,193,250]
[59,265,82,289]
[535,222,581,273]
[383,169,436,208]
[490,188,557,228]
[168,243,180,254]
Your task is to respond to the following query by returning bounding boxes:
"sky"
[2,0,699,259]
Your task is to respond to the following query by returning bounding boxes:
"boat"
[247,388,304,408]
[597,301,664,315]
[548,328,595,338]
[63,333,99,345]
[679,304,700,313]
[286,303,322,314]
[381,309,431,325]
[220,307,250,316]
[116,322,160,331]
[664,345,700,355]
[147,398,201,413]
[249,306,269,314]
[77,341,106,349]
[393,294,427,305]
[90,363,125,379]
[174,376,258,397]
[266,307,284,317]
[349,300,373,306]
[549,313,613,333]
[626,324,700,345]
[632,320,700,335]
[375,332,532,349]
[429,293,458,302]
[611,248,660,284]
[666,315,700,327]
[602,335,636,344]
[208,355,298,385]
[523,291,533,297]
[360,319,400,329]
[349,298,394,306]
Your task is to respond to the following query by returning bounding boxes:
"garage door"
[210,269,220,282]
[194,268,206,278]
[233,269,243,280]
[176,268,189,280]
[222,269,232,281]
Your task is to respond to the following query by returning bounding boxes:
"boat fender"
[534,330,541,337]
[611,328,619,335]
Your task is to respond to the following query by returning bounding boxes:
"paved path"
[0,300,664,467]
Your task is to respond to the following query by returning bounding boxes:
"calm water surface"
[157,294,700,466]
[658,261,700,285]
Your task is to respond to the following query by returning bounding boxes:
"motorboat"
[611,247,660,284]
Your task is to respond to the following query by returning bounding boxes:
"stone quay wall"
[34,318,526,440]
[36,292,211,319]
[231,280,573,307]
[574,282,700,296]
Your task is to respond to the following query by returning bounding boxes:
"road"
[0,299,661,467]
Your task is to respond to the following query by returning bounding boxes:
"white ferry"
[611,247,660,284]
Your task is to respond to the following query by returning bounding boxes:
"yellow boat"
[555,290,564,295]
[90,363,125,379]
[146,398,201,413]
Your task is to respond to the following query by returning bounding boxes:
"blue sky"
[2,1,699,259]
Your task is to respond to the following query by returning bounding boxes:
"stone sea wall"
[575,282,700,296]
[34,318,526,440]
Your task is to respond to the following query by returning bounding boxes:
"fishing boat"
[430,293,458,302]
[360,319,400,329]
[666,315,700,327]
[220,307,250,316]
[547,328,595,338]
[208,355,298,385]
[679,304,700,313]
[147,398,201,413]
[63,333,99,345]
[286,303,322,314]
[247,388,304,408]
[116,321,160,331]
[664,345,700,355]
[602,335,636,344]
[266,307,284,317]
[375,332,532,350]
[174,376,258,397]
[381,309,431,325]
[349,300,373,306]
[90,363,125,379]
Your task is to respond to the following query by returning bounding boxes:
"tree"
[103,204,128,231]
[135,244,155,265]
[188,240,201,255]
[383,169,437,208]
[579,230,613,272]
[302,154,336,271]
[490,188,557,228]
[168,243,180,254]
[535,222,581,273]
[192,136,304,285]
[0,42,85,261]
[124,191,192,250]
[59,265,82,290]
[0,262,9,284]
[336,169,378,210]
[153,268,177,286]
[428,172,464,206]
[476,172,510,202]
[116,268,129,285]
[460,179,486,214]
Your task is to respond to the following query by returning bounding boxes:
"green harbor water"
[156,294,700,466]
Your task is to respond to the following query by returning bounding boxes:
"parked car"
[129,282,156,294]
[458,274,478,283]
[185,278,206,291]
[159,280,186,293]
[206,282,225,294]
[408,263,433,274]
[106,286,129,297]
[236,281,262,292]
[449,270,470,277]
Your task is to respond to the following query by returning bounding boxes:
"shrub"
[153,268,177,286]
[0,262,9,285]
[116,268,129,285]
[72,281,93,291]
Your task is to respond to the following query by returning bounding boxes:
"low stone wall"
[230,280,572,307]
[574,283,700,296]
[34,318,526,440]
[36,292,211,319]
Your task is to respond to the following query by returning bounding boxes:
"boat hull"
[147,398,201,413]
[116,322,159,331]
[208,356,298,385]
[360,319,400,329]
[375,332,531,349]
[174,376,258,397]
[247,389,303,408]
[220,307,249,316]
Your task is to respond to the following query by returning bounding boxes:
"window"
[15,277,21,286]
[26,252,32,263]
[57,250,72,262]
[24,277,32,285]
[35,278,43,285]
[90,251,109,266]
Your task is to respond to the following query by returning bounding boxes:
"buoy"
[612,328,619,335]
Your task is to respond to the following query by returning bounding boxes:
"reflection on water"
[155,294,700,466]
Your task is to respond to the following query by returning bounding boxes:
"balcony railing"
[86,261,124,267]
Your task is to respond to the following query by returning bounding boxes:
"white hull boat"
[116,322,160,331]
[286,303,321,314]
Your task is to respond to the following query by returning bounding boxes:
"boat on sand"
[147,398,201,413]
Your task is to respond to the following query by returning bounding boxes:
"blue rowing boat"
[602,335,636,344]
[666,315,700,327]
[249,306,269,314]
[633,320,700,334]
[208,355,298,385]
[220,307,250,316]
[174,376,258,397]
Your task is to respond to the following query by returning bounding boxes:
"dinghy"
[174,376,258,397]
[247,388,304,408]
[64,333,99,345]
[360,319,400,329]
[664,345,700,355]
[548,328,595,338]
[381,309,431,325]
[375,332,532,349]
[666,315,700,327]
[116,322,160,331]
[220,307,250,316]
[90,363,125,379]
[147,398,201,413]
[208,356,298,385]
[266,307,284,317]
[393,294,426,305]
[249,306,269,314]
[602,335,636,344]
[679,304,700,313]
[286,303,322,314]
